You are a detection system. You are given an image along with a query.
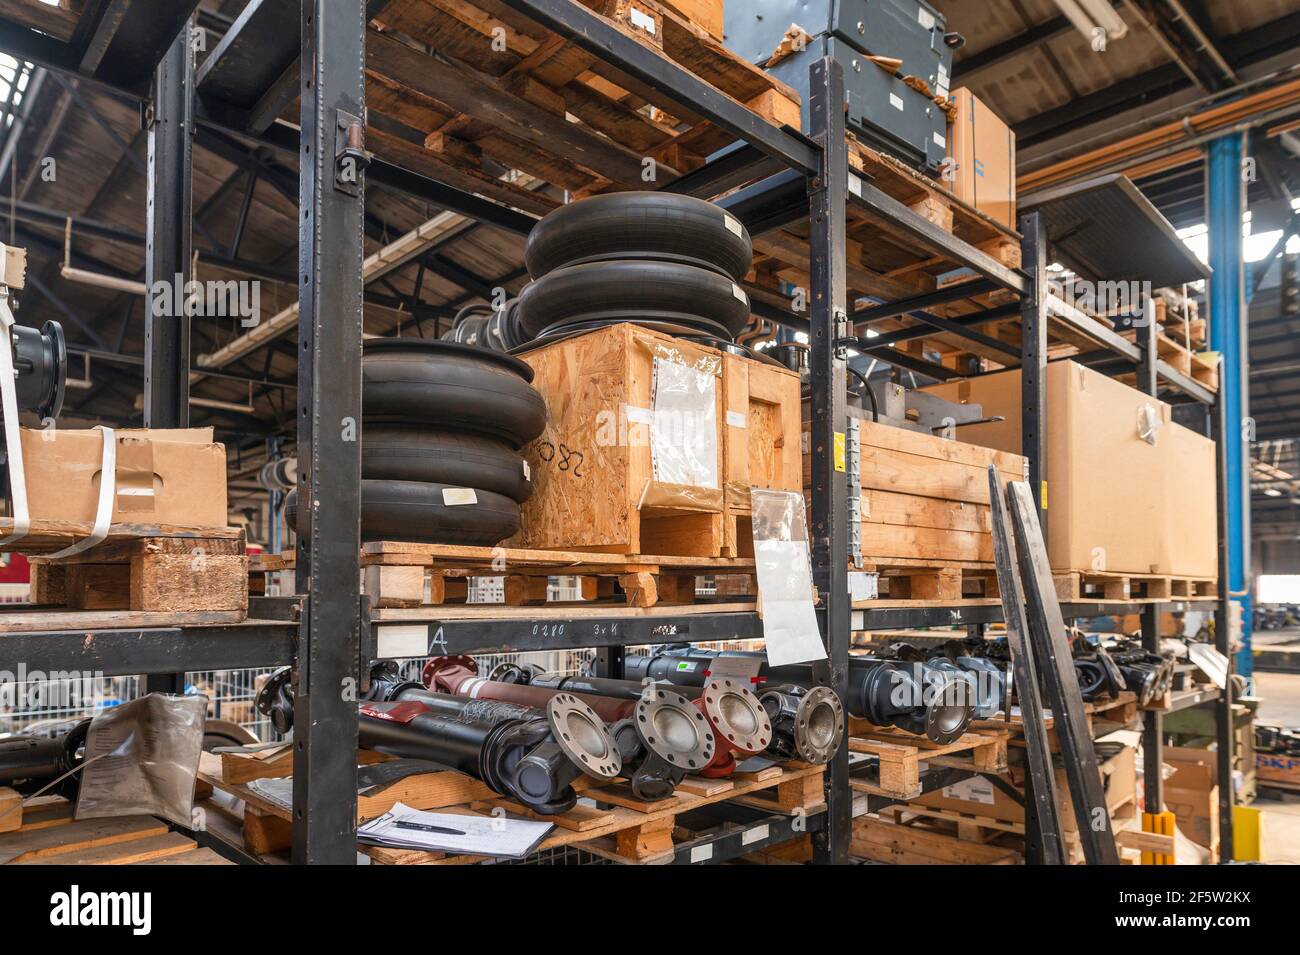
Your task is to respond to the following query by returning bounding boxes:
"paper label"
[889,93,904,111]
[377,624,429,659]
[742,824,770,845]
[732,283,747,303]
[629,6,656,34]
[942,776,995,805]
[691,844,714,863]
[918,6,936,30]
[522,460,531,481]
[933,131,946,148]
[726,410,748,429]
[442,487,478,506]
[723,214,743,237]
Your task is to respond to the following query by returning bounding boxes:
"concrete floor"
[1253,670,1300,863]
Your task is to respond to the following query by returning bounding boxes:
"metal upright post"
[1018,212,1048,538]
[807,56,850,866]
[291,0,366,865]
[1206,132,1243,859]
[1135,292,1158,398]
[1210,391,1236,859]
[142,20,194,698]
[1206,132,1251,680]
[1139,603,1163,813]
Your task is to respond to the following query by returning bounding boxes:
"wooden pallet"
[847,722,1009,799]
[3,519,249,617]
[973,690,1140,742]
[750,139,1024,368]
[0,796,229,866]
[358,0,799,214]
[875,795,1170,864]
[201,750,823,864]
[865,558,1000,600]
[850,813,1022,864]
[359,541,758,609]
[1052,570,1217,601]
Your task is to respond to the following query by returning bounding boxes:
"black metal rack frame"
[0,0,1234,866]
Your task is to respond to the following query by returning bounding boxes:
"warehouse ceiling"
[0,0,1296,514]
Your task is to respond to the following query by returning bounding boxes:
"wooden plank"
[16,832,197,866]
[0,788,20,833]
[0,609,248,633]
[0,816,170,865]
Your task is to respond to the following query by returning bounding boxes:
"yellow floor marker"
[1142,811,1176,865]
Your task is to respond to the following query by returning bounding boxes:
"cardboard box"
[922,361,1217,578]
[1163,745,1220,857]
[947,88,1016,229]
[11,427,228,529]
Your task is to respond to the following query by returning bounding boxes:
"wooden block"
[27,564,66,606]
[615,814,675,860]
[620,571,659,608]
[0,788,21,833]
[657,573,695,604]
[746,87,801,128]
[902,569,962,600]
[243,806,292,856]
[132,552,247,612]
[3,244,26,289]
[504,574,550,605]
[364,564,426,608]
[65,564,132,610]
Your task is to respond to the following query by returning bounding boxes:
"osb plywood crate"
[514,323,801,558]
[923,361,1218,588]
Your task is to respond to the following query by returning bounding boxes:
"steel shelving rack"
[0,0,1235,865]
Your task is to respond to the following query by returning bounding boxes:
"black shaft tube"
[358,707,497,777]
[0,736,70,788]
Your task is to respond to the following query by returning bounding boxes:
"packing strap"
[42,425,116,559]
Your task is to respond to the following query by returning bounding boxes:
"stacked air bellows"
[516,192,755,344]
[286,339,546,546]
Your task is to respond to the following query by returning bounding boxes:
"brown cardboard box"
[947,88,1016,229]
[1163,746,1220,857]
[11,427,228,528]
[922,361,1217,577]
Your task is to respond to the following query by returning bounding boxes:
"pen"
[394,819,466,836]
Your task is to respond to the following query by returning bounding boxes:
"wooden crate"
[201,750,823,864]
[721,350,803,559]
[0,797,228,866]
[515,323,800,558]
[20,523,247,617]
[802,418,1025,596]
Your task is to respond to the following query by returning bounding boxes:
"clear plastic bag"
[650,355,719,490]
[750,488,827,667]
[75,692,208,827]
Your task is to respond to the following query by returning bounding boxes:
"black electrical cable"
[846,364,878,422]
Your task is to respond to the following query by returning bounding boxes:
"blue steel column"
[1206,133,1251,679]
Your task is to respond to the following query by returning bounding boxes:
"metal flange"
[546,693,622,780]
[699,678,771,756]
[635,688,715,774]
[792,686,845,765]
